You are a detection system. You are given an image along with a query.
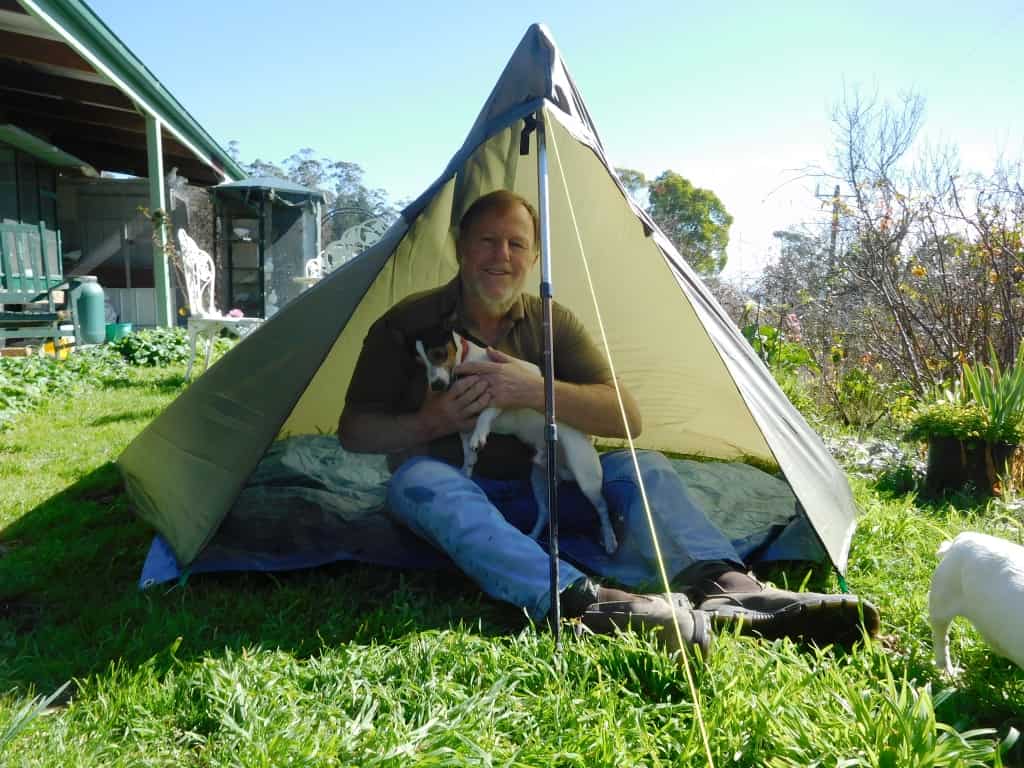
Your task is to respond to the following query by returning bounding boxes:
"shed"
[211,176,325,318]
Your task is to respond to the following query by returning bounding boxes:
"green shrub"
[906,400,989,442]
[109,327,232,368]
[833,368,884,428]
[740,321,823,423]
[962,344,1024,443]
[874,463,921,495]
[831,369,916,433]
[0,328,239,430]
[0,347,128,430]
[741,323,819,375]
[108,327,192,366]
[63,344,131,380]
[774,369,821,422]
[907,346,1024,445]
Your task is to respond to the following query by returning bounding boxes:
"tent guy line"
[546,110,715,768]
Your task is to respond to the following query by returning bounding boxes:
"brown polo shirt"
[343,277,613,478]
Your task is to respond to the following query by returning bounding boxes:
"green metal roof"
[18,0,246,182]
[215,176,328,204]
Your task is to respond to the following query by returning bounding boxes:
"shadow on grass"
[89,407,165,427]
[749,559,835,593]
[867,467,997,514]
[99,371,187,392]
[0,462,528,696]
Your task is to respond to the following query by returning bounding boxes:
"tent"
[118,24,858,585]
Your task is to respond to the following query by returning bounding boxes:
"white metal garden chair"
[177,229,262,381]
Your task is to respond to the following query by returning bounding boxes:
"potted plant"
[908,346,1024,497]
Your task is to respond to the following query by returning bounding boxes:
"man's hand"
[456,348,543,412]
[455,348,643,439]
[339,374,492,455]
[420,374,493,435]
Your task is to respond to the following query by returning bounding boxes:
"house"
[0,0,245,332]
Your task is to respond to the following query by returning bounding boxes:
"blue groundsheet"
[140,436,826,588]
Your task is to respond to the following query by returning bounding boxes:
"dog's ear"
[413,339,429,368]
[452,331,467,365]
[416,326,450,348]
[409,328,435,360]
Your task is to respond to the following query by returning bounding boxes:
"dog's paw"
[601,527,618,555]
[461,452,479,477]
[940,661,963,678]
[934,656,962,679]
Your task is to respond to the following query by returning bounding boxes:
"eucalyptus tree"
[648,171,733,276]
[614,167,733,276]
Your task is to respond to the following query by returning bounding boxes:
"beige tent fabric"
[279,179,459,438]
[280,118,771,462]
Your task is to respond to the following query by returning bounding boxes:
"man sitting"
[338,189,879,658]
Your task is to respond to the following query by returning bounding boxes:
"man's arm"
[338,375,493,454]
[337,409,432,454]
[553,377,642,439]
[456,349,642,438]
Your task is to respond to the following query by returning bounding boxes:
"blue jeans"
[388,450,741,620]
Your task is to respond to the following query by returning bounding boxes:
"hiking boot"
[567,581,713,661]
[689,568,880,647]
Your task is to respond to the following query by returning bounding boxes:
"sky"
[88,0,1024,280]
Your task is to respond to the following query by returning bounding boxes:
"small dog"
[414,329,618,554]
[928,531,1024,676]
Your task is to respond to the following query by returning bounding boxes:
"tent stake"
[535,108,561,648]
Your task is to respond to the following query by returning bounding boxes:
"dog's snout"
[425,368,451,392]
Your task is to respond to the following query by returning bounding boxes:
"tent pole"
[535,108,561,647]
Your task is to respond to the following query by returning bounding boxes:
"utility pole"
[815,184,842,274]
[814,183,854,301]
[812,183,852,405]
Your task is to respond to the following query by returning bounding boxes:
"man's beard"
[465,276,523,316]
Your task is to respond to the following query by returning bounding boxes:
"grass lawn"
[2,362,1024,766]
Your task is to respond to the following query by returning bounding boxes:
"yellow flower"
[989,269,999,284]
[911,264,927,278]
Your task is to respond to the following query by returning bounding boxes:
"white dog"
[928,531,1024,676]
[414,330,618,554]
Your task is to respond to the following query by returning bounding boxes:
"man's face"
[457,203,538,314]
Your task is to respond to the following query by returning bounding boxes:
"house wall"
[58,175,218,326]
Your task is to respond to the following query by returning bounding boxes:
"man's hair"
[457,190,540,250]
